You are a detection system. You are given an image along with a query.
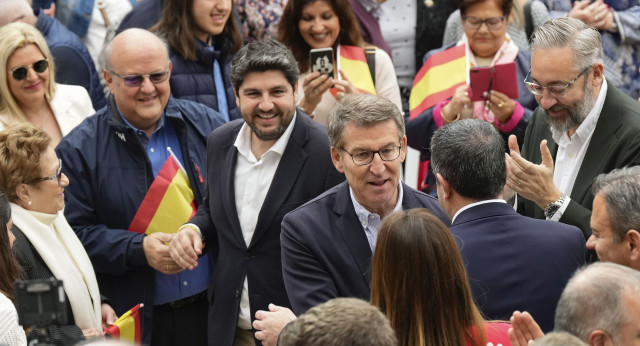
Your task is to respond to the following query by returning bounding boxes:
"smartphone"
[310,47,334,78]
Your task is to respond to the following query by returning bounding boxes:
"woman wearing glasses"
[406,0,537,194]
[151,0,242,123]
[0,124,116,345]
[0,23,94,147]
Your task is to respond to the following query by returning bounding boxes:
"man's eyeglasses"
[109,69,170,87]
[340,145,402,166]
[524,66,590,96]
[461,14,508,31]
[26,159,62,186]
[11,59,49,81]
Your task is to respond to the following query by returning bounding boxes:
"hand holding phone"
[310,47,334,78]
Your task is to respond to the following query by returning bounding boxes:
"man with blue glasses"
[506,17,640,262]
[56,28,226,345]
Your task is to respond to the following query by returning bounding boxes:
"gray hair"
[529,17,603,72]
[555,262,640,343]
[430,119,506,200]
[533,332,588,346]
[230,39,299,91]
[278,298,398,346]
[99,29,170,73]
[327,94,405,148]
[591,166,640,242]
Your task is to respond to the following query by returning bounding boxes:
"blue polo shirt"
[119,111,210,305]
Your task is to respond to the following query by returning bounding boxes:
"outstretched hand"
[508,311,544,346]
[505,135,561,209]
[253,304,297,346]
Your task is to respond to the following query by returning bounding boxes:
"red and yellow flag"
[128,152,196,235]
[338,45,376,95]
[409,44,467,119]
[105,303,143,344]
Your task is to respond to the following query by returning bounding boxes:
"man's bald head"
[0,0,37,27]
[100,28,169,73]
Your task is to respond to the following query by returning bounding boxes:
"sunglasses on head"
[11,59,49,81]
[109,70,170,87]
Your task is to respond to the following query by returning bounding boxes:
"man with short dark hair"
[278,298,398,346]
[507,17,640,251]
[431,119,585,332]
[169,39,343,346]
[280,93,448,316]
[56,28,226,345]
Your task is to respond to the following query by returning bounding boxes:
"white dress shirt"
[549,79,608,220]
[233,113,297,329]
[350,182,404,251]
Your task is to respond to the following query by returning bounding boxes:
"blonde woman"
[0,22,94,146]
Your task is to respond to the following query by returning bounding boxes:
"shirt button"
[183,281,188,286]
[235,290,240,298]
[150,147,155,153]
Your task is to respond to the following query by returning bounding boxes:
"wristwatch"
[544,194,567,219]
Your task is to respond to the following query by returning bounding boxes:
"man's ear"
[234,88,240,107]
[435,173,451,200]
[331,146,344,173]
[627,230,640,263]
[590,62,605,87]
[293,81,299,104]
[588,330,612,346]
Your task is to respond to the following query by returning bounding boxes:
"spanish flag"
[409,44,467,119]
[105,303,143,343]
[128,149,197,235]
[337,45,376,95]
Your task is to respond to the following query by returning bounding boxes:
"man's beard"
[545,81,596,134]
[247,106,295,141]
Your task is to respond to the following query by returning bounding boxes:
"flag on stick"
[128,149,196,235]
[337,45,376,95]
[409,44,467,119]
[105,303,144,343]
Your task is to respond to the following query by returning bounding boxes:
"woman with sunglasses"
[0,124,117,345]
[0,23,95,147]
[406,0,537,194]
[152,0,242,122]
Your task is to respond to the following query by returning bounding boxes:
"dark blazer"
[188,112,344,346]
[280,181,449,315]
[451,202,585,333]
[518,82,640,240]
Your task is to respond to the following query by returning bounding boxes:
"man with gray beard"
[506,17,640,261]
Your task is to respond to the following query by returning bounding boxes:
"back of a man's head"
[278,298,398,346]
[0,0,36,27]
[533,332,588,346]
[430,119,506,200]
[554,262,640,344]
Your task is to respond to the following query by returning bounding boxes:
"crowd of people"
[0,0,640,345]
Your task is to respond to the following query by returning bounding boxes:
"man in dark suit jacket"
[431,119,585,332]
[506,18,640,248]
[280,94,449,315]
[168,40,344,346]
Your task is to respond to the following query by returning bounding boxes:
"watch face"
[546,205,560,218]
